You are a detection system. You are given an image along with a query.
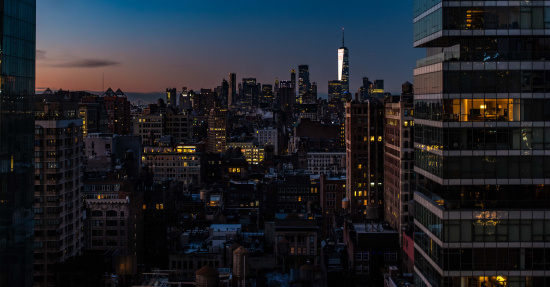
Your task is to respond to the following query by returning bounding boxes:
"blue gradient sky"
[37,0,422,96]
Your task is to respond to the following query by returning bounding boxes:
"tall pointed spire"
[342,28,345,47]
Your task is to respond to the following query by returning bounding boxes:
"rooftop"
[353,223,397,234]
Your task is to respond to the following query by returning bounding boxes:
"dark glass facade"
[338,46,349,94]
[298,64,310,103]
[414,1,550,286]
[0,1,36,287]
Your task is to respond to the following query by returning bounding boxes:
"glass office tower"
[298,64,310,104]
[338,46,349,94]
[0,1,36,287]
[338,28,349,94]
[413,1,550,286]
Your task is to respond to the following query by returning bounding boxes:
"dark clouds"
[53,59,120,68]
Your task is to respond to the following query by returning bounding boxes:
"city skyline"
[36,0,420,96]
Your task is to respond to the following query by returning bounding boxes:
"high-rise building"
[207,107,227,154]
[179,87,192,110]
[345,99,384,222]
[261,84,274,106]
[291,69,296,97]
[274,77,280,96]
[311,82,318,99]
[338,28,349,94]
[166,88,177,108]
[89,88,131,135]
[228,73,237,108]
[359,77,372,100]
[298,65,311,104]
[34,97,84,286]
[0,1,36,286]
[220,79,229,106]
[370,80,384,98]
[277,80,295,110]
[413,2,550,286]
[328,80,342,100]
[383,89,417,242]
[241,78,259,107]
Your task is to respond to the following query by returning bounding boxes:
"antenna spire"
[342,28,345,47]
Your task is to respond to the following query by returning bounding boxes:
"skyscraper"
[0,1,36,286]
[291,69,296,97]
[220,79,229,106]
[207,107,227,154]
[166,87,177,108]
[328,80,342,100]
[261,84,274,106]
[298,65,311,104]
[274,77,280,96]
[228,73,237,108]
[179,87,191,110]
[413,2,550,286]
[338,28,349,94]
[383,87,417,244]
[34,96,85,286]
[241,77,259,107]
[345,99,384,222]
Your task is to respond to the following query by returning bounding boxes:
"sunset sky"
[36,0,421,96]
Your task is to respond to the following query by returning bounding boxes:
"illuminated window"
[378,136,382,142]
[370,136,375,142]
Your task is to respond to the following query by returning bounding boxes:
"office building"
[133,110,192,147]
[383,91,417,239]
[345,99,384,222]
[343,222,399,285]
[166,88,177,108]
[302,82,317,104]
[220,79,229,106]
[34,97,84,286]
[291,69,297,97]
[84,88,131,135]
[274,77,280,96]
[180,87,193,111]
[338,29,349,94]
[0,1,36,286]
[228,73,237,108]
[241,77,260,107]
[207,107,227,153]
[142,145,203,185]
[277,80,295,110]
[413,2,550,286]
[320,174,346,238]
[226,142,264,165]
[328,80,343,100]
[83,175,144,264]
[299,65,311,104]
[254,127,279,155]
[307,151,346,176]
[261,84,274,106]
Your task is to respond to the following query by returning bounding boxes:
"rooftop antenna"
[342,28,345,47]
